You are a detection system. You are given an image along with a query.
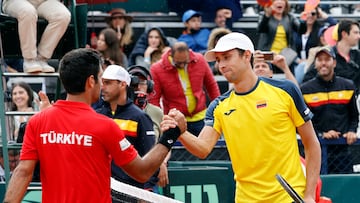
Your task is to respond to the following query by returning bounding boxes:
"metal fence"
[170,138,360,175]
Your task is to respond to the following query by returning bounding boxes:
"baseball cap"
[315,46,336,59]
[102,65,131,86]
[182,9,201,23]
[204,32,255,62]
[318,25,329,38]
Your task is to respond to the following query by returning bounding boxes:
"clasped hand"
[161,108,187,134]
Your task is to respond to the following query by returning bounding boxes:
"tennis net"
[111,177,183,203]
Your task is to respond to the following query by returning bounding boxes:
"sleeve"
[325,16,338,26]
[286,81,313,127]
[20,116,39,160]
[128,32,148,66]
[347,85,359,132]
[205,96,223,135]
[257,12,270,33]
[133,113,155,156]
[105,121,138,167]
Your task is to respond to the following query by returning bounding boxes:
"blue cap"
[182,9,201,23]
[318,25,329,37]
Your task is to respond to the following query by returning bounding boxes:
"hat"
[318,25,329,38]
[182,9,201,23]
[204,32,255,62]
[323,24,338,46]
[315,46,336,59]
[106,8,133,23]
[102,65,131,86]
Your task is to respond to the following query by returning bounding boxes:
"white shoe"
[38,60,55,73]
[23,59,42,73]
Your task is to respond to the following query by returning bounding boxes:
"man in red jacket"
[149,42,220,136]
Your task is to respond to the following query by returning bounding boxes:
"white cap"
[102,65,131,86]
[204,32,255,62]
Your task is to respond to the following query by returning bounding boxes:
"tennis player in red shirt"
[3,48,186,203]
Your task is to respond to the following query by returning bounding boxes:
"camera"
[261,51,274,62]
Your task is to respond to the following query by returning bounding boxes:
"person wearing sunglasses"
[149,41,220,136]
[292,7,337,85]
[294,7,337,63]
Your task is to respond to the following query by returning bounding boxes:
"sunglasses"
[310,11,317,16]
[173,61,189,67]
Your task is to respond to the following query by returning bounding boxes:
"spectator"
[253,51,298,86]
[294,7,337,61]
[129,27,171,68]
[10,82,35,141]
[300,46,358,174]
[105,8,134,57]
[214,7,233,29]
[0,148,20,182]
[303,19,360,91]
[257,0,306,66]
[149,42,220,136]
[294,25,331,84]
[177,9,210,53]
[97,28,128,69]
[4,59,24,73]
[213,7,245,34]
[2,0,71,73]
[207,27,231,75]
[3,48,186,202]
[95,65,159,196]
[162,32,321,202]
[128,65,170,190]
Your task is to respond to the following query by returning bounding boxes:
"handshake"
[158,108,187,150]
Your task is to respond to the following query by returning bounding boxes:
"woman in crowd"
[97,28,128,69]
[294,7,337,61]
[257,0,306,55]
[106,8,134,57]
[10,82,34,141]
[129,27,170,68]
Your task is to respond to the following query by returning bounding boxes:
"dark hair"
[235,48,254,67]
[171,42,189,56]
[99,28,125,66]
[11,82,34,111]
[337,19,360,41]
[59,48,101,94]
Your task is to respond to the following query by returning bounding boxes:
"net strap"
[110,177,183,203]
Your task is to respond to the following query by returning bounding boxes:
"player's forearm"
[4,167,33,202]
[303,145,321,200]
[178,131,212,159]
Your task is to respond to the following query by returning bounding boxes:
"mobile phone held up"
[261,51,274,62]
